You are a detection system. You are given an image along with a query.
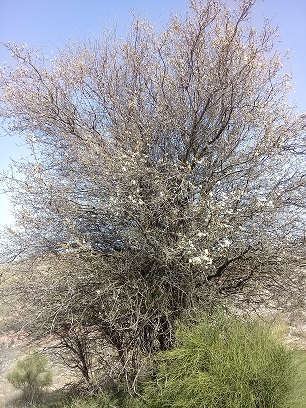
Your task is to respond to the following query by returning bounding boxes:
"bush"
[44,389,145,408]
[7,351,53,403]
[142,313,294,408]
[67,393,144,408]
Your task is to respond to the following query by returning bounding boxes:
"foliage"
[284,350,306,408]
[30,387,145,408]
[141,314,294,408]
[6,351,53,403]
[0,0,306,389]
[63,390,144,408]
[26,350,306,407]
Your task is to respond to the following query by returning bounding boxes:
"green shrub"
[49,390,145,408]
[7,351,53,403]
[142,313,294,408]
[284,350,306,408]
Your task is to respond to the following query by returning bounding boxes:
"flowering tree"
[0,0,305,390]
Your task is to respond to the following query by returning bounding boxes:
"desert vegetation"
[0,0,305,406]
[6,352,53,404]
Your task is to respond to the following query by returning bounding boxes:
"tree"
[0,0,305,391]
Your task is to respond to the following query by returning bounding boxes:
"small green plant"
[38,390,144,408]
[141,313,294,408]
[7,351,53,403]
[285,350,306,407]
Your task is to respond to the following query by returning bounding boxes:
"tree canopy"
[0,0,305,390]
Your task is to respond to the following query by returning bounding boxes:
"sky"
[0,0,305,228]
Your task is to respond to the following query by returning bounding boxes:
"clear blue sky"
[0,0,305,228]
